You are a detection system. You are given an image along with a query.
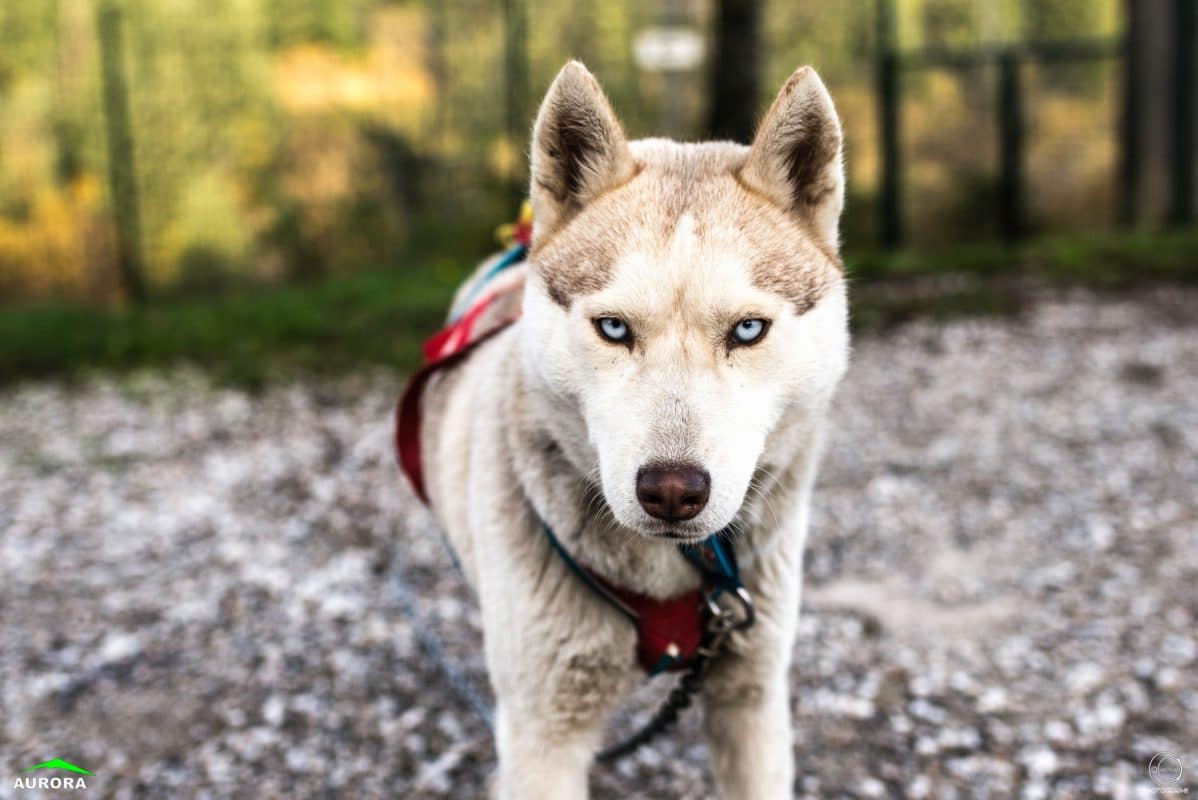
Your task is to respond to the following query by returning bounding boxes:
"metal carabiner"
[703,584,756,634]
[695,585,755,660]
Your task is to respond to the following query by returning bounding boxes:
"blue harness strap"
[679,535,741,594]
[448,243,529,323]
[541,522,640,622]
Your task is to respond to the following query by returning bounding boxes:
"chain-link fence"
[3,0,1190,303]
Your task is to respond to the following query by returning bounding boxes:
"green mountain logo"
[22,759,93,775]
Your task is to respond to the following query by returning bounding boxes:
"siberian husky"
[403,61,849,798]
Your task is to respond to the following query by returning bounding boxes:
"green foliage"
[0,0,1148,306]
[0,261,463,386]
[1023,0,1116,40]
[848,229,1198,330]
[848,228,1198,285]
[0,2,58,76]
[264,0,369,49]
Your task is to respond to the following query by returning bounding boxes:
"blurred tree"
[706,0,760,143]
[0,1,57,75]
[264,0,367,48]
[1024,0,1111,93]
[920,0,976,48]
[426,0,448,137]
[0,0,1162,301]
[1125,0,1176,224]
[96,0,146,302]
[1023,0,1103,40]
[502,0,529,205]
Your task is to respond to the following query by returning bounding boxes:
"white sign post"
[633,26,705,137]
[633,27,705,73]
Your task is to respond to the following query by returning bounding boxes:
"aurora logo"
[13,759,92,790]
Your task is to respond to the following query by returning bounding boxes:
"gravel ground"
[1,288,1196,799]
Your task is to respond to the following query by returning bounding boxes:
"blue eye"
[731,318,769,345]
[595,317,631,344]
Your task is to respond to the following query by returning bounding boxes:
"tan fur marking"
[731,170,843,312]
[533,141,841,312]
[529,164,643,308]
[547,650,633,729]
[752,254,836,316]
[531,215,622,309]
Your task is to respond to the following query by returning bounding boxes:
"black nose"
[636,465,711,522]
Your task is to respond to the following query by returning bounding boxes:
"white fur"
[416,62,850,798]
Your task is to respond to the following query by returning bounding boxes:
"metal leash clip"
[697,585,755,658]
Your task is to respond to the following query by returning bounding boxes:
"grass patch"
[847,228,1198,330]
[2,229,1197,386]
[847,228,1198,286]
[0,264,465,387]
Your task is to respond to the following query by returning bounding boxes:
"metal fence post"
[1120,0,1141,226]
[876,0,902,247]
[997,49,1025,241]
[707,0,762,143]
[1170,0,1196,225]
[96,0,147,303]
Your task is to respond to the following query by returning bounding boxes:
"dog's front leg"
[492,701,602,800]
[702,657,795,800]
[491,644,635,799]
[701,532,804,800]
[485,607,635,799]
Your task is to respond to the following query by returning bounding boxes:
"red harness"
[396,290,518,504]
[393,264,714,674]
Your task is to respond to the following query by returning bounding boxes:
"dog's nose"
[636,465,710,522]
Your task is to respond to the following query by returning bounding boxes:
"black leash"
[387,541,494,726]
[597,663,707,762]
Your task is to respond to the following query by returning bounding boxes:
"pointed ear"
[740,67,844,249]
[530,61,635,239]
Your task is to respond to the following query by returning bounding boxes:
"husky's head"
[520,62,849,541]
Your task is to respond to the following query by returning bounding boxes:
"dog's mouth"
[636,519,711,542]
